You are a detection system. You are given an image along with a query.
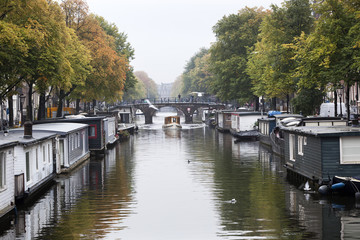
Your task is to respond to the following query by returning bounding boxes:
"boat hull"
[331,176,360,196]
[162,124,182,129]
[230,129,259,140]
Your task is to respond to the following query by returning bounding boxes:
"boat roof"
[231,111,262,116]
[0,130,56,147]
[11,123,88,135]
[274,114,303,119]
[281,125,360,137]
[33,123,88,133]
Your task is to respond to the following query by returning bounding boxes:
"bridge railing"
[119,98,222,105]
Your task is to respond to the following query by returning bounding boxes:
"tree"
[134,71,159,100]
[247,0,313,110]
[3,0,74,121]
[180,48,214,97]
[171,75,184,98]
[95,15,137,93]
[122,77,146,102]
[209,7,268,107]
[292,0,360,119]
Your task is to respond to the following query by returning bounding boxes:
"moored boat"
[163,116,182,129]
[330,176,360,196]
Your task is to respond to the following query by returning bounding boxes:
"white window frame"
[298,136,304,156]
[289,134,296,161]
[48,144,51,163]
[36,147,39,171]
[0,152,6,190]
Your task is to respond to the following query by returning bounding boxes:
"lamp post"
[20,94,26,126]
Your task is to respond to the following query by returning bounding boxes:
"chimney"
[24,121,33,139]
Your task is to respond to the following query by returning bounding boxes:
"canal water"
[1,112,360,239]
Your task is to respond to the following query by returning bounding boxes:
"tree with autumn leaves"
[0,0,134,121]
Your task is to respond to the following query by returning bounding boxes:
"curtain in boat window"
[340,136,360,164]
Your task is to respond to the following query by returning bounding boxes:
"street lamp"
[19,94,26,126]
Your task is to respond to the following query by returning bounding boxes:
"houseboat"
[117,107,137,134]
[281,125,360,190]
[230,112,262,140]
[163,116,182,129]
[38,115,117,151]
[10,126,57,201]
[0,139,17,218]
[258,116,277,146]
[30,123,90,173]
[270,114,303,157]
[215,110,233,132]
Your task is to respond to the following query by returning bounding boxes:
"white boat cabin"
[31,123,90,173]
[230,112,262,133]
[0,139,17,218]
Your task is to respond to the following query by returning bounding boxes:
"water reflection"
[0,142,135,239]
[2,122,360,239]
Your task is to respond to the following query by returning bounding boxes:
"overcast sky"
[86,0,284,84]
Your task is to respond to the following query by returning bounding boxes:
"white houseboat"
[31,123,90,173]
[0,139,17,218]
[215,110,233,132]
[230,112,262,140]
[10,126,57,201]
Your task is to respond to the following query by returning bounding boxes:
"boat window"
[289,134,296,161]
[0,152,6,190]
[298,136,304,156]
[26,152,31,182]
[340,136,360,164]
[89,125,97,138]
[43,146,46,162]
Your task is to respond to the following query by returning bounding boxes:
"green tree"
[122,77,146,102]
[3,0,74,121]
[134,71,159,100]
[181,48,208,95]
[171,75,184,98]
[247,0,313,110]
[209,7,268,106]
[292,0,360,118]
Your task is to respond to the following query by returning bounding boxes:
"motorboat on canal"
[163,116,182,129]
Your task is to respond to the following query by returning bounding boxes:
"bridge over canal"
[116,101,226,124]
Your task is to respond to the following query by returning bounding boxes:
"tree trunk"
[37,93,46,120]
[254,96,259,111]
[286,94,290,113]
[27,83,33,121]
[76,99,80,114]
[92,99,96,110]
[56,89,65,118]
[346,85,350,120]
[8,95,13,127]
[272,97,277,110]
[334,90,338,117]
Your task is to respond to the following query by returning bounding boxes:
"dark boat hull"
[331,176,360,196]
